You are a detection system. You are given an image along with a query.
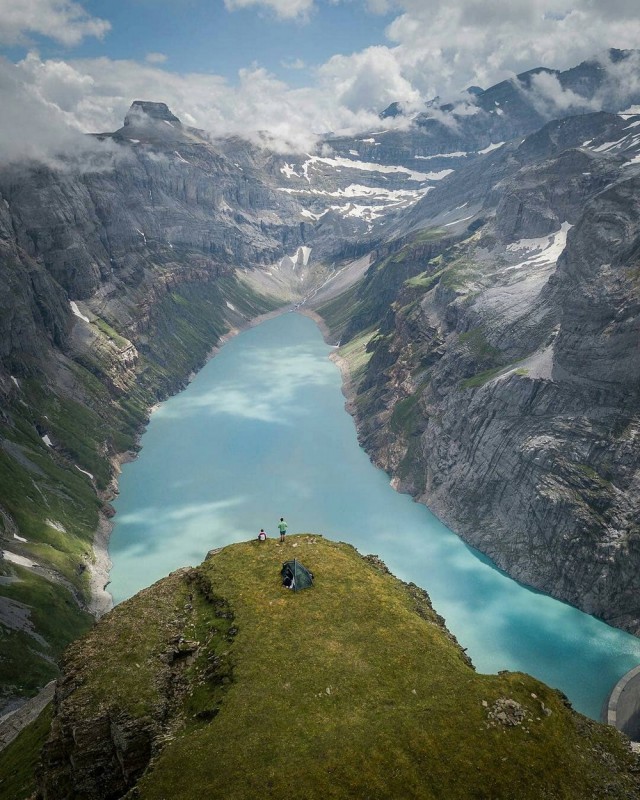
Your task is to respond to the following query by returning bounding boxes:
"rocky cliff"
[0,102,311,713]
[316,109,640,633]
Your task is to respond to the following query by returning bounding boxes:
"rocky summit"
[0,49,640,744]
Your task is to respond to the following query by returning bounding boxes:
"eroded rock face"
[343,133,640,633]
[36,569,236,800]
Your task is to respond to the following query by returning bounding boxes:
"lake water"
[109,312,640,720]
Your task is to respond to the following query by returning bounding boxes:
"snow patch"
[298,246,311,266]
[69,300,90,323]
[301,154,433,182]
[280,163,299,179]
[174,151,190,164]
[478,142,505,155]
[415,151,467,160]
[622,154,640,167]
[624,120,640,130]
[278,246,312,270]
[135,229,147,244]
[349,149,358,156]
[444,214,475,227]
[360,138,376,143]
[278,183,424,202]
[590,136,627,153]
[506,222,572,271]
[75,465,94,480]
[13,533,27,543]
[619,106,640,117]
[41,435,53,448]
[10,376,19,389]
[226,301,236,311]
[128,138,140,143]
[46,520,67,532]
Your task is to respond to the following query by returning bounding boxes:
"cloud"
[382,0,640,101]
[525,71,599,116]
[4,2,640,162]
[223,0,315,20]
[281,57,306,70]
[0,56,99,164]
[318,45,421,113]
[0,0,110,46]
[145,52,168,65]
[10,51,400,154]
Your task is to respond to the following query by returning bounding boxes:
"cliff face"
[0,104,309,713]
[323,116,640,632]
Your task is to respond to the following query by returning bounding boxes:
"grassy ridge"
[43,536,637,799]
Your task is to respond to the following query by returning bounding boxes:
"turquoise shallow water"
[109,312,640,719]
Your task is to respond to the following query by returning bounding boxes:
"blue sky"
[0,0,639,157]
[85,1,395,86]
[4,1,394,88]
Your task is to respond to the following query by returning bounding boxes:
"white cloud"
[223,0,315,20]
[318,45,421,113]
[281,57,306,70]
[526,71,598,116]
[10,51,400,154]
[383,0,640,100]
[145,52,168,65]
[0,56,93,163]
[0,0,110,46]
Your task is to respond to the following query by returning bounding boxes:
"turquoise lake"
[109,312,640,720]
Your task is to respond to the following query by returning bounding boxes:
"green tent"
[281,559,314,592]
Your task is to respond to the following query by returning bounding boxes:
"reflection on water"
[109,313,640,720]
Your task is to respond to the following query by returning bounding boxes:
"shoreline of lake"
[87,304,292,618]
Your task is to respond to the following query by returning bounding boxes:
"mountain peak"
[124,100,182,127]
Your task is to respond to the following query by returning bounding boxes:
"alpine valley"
[1,46,640,796]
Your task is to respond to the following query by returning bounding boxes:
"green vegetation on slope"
[335,327,377,388]
[34,537,640,800]
[317,230,451,347]
[0,704,53,800]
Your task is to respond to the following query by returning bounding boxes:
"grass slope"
[35,536,640,800]
[0,705,53,800]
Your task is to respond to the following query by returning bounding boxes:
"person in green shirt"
[277,517,288,543]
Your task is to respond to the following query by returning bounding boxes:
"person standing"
[278,517,288,543]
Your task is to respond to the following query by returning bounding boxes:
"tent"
[281,559,314,592]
